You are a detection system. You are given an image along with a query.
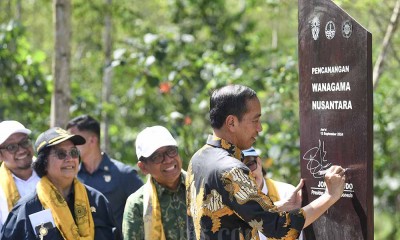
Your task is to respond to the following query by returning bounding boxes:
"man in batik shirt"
[186,84,346,239]
[123,126,186,240]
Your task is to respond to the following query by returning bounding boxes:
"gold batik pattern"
[222,167,277,212]
[187,135,304,239]
[187,164,235,238]
[220,139,242,161]
[186,164,202,238]
[203,189,234,233]
[248,219,264,238]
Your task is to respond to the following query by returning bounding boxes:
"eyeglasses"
[52,147,80,160]
[147,146,178,164]
[244,157,258,171]
[0,138,32,154]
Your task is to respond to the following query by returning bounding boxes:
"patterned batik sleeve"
[221,167,305,239]
[122,195,145,240]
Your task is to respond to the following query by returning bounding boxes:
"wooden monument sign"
[298,0,373,239]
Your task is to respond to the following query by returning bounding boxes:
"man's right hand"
[323,165,346,202]
[302,165,346,228]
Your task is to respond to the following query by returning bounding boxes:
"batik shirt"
[186,135,305,240]
[122,173,187,240]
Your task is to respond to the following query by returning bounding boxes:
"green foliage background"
[1,0,399,238]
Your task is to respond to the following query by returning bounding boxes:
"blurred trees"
[0,20,50,135]
[1,0,399,238]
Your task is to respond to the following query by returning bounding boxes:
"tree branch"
[373,0,400,90]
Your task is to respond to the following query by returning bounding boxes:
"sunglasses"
[146,146,178,164]
[51,147,80,160]
[0,138,32,154]
[244,156,258,171]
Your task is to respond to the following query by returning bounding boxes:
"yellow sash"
[142,171,186,240]
[37,176,94,240]
[265,178,280,202]
[143,176,166,240]
[0,163,20,211]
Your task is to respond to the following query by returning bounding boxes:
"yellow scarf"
[143,176,166,240]
[37,176,94,240]
[265,178,280,202]
[142,171,186,240]
[0,163,20,211]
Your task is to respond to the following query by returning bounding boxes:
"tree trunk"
[16,0,21,21]
[5,0,12,19]
[101,0,113,152]
[51,0,71,128]
[373,0,400,90]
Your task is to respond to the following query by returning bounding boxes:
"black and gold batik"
[186,135,305,240]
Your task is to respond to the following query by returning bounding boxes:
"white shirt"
[0,170,40,225]
[258,178,303,240]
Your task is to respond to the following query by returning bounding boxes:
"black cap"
[35,127,86,153]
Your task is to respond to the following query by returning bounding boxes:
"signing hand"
[324,165,346,201]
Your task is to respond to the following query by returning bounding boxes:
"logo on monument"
[303,139,332,178]
[310,17,320,40]
[325,21,336,40]
[342,20,352,38]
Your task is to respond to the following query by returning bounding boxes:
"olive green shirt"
[122,174,187,240]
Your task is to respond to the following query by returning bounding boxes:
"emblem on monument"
[325,20,336,40]
[342,20,352,38]
[310,16,320,40]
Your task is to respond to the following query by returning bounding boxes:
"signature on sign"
[303,139,332,178]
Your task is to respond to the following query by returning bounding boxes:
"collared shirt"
[122,173,187,240]
[0,170,40,225]
[186,135,305,240]
[78,152,143,231]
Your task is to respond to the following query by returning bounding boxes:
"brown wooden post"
[298,0,373,239]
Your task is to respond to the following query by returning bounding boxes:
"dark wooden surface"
[298,0,373,239]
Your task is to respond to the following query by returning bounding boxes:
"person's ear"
[90,135,98,145]
[137,161,149,175]
[225,115,237,131]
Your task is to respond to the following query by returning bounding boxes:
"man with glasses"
[243,147,303,240]
[122,125,187,240]
[66,115,143,232]
[0,120,40,227]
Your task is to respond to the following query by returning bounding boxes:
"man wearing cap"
[66,115,143,232]
[0,120,40,227]
[122,125,187,240]
[242,147,303,240]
